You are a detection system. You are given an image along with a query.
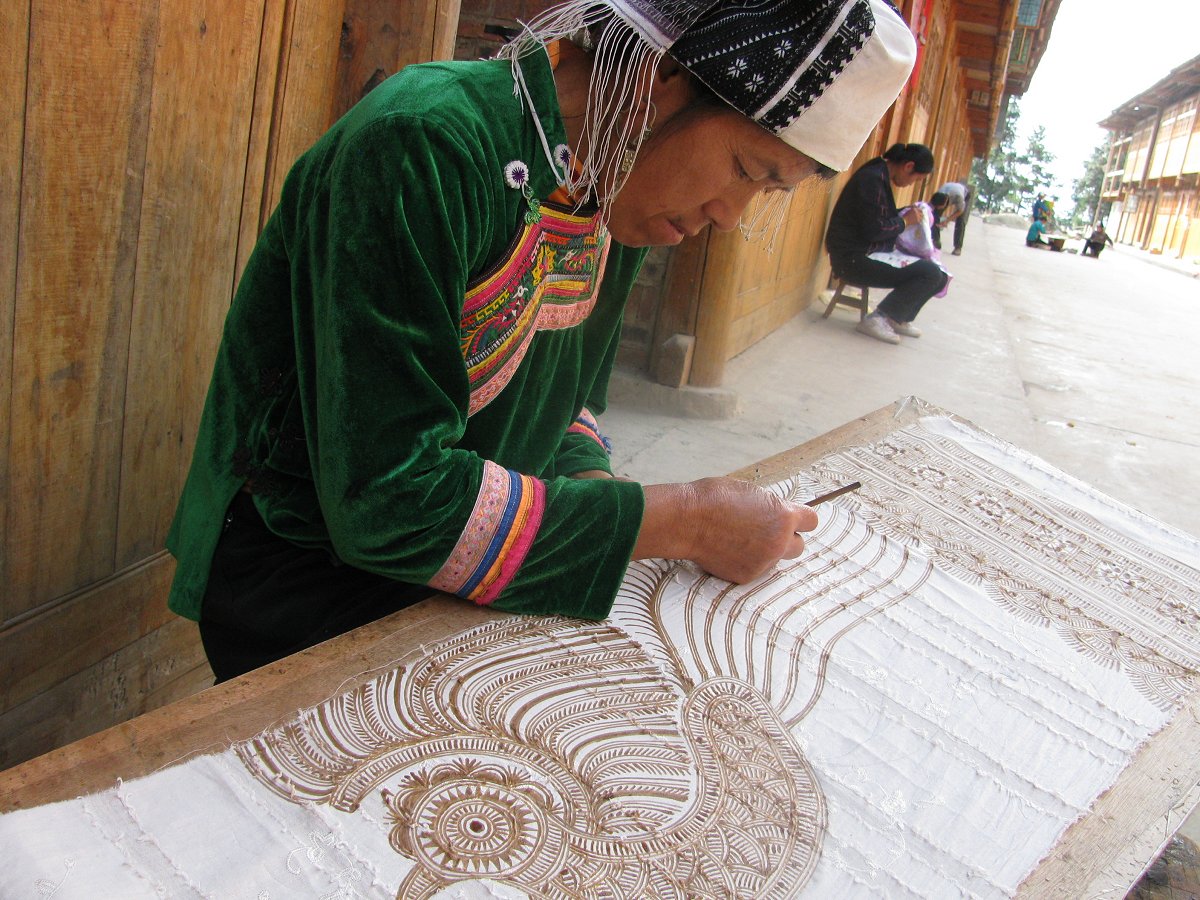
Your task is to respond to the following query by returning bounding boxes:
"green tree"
[1025,126,1055,198]
[1070,141,1110,228]
[971,99,1036,213]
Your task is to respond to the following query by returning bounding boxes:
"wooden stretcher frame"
[2,399,1199,897]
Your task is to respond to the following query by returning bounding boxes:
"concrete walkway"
[603,217,1200,539]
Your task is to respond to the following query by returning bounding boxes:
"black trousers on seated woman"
[831,254,948,323]
[199,491,429,682]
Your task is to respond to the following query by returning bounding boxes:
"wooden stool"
[822,279,871,321]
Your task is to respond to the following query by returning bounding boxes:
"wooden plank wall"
[0,0,28,602]
[0,0,460,771]
[724,183,835,360]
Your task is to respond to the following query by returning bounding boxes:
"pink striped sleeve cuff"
[429,460,546,605]
[566,406,611,454]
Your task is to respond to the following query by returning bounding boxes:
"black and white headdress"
[673,0,916,171]
[500,0,914,206]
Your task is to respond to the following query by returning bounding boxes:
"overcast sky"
[1013,0,1198,200]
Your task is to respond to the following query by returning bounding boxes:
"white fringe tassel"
[500,2,664,223]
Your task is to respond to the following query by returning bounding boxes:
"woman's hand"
[634,478,818,583]
[902,206,925,226]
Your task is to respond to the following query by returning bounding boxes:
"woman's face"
[605,104,821,248]
[888,160,925,189]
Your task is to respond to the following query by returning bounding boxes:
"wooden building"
[1099,54,1200,263]
[1,0,1055,769]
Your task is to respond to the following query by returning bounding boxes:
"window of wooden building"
[1010,27,1034,67]
[1172,98,1200,176]
[1126,121,1154,184]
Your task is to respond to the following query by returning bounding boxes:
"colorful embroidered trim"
[462,204,610,415]
[567,406,612,454]
[429,460,546,605]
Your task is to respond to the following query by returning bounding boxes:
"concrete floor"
[599,217,1200,876]
[604,219,1200,538]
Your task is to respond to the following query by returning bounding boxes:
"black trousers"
[951,206,970,251]
[199,492,429,682]
[931,217,968,252]
[831,254,948,323]
[931,196,971,252]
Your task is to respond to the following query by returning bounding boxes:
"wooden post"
[688,229,745,388]
[648,232,707,384]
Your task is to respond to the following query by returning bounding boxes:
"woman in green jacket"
[168,0,917,680]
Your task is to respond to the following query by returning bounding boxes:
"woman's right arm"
[857,168,907,245]
[635,479,818,584]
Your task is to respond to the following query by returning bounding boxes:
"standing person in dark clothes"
[825,142,949,344]
[927,191,949,247]
[933,180,971,255]
[1032,192,1048,222]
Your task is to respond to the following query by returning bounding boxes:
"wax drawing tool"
[804,481,861,507]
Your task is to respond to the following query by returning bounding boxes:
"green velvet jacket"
[166,52,647,622]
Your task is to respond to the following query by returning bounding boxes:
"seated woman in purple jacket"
[825,143,949,344]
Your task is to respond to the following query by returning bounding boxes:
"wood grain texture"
[333,0,404,120]
[5,0,161,614]
[259,0,347,223]
[235,0,288,277]
[0,0,29,592]
[0,553,176,719]
[391,0,454,72]
[653,233,707,343]
[0,615,209,771]
[726,183,830,359]
[687,228,743,388]
[430,0,463,62]
[689,181,832,387]
[115,0,266,568]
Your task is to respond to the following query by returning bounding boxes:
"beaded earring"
[618,102,656,176]
[619,126,652,175]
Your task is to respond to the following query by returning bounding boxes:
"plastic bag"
[894,201,952,297]
[895,201,937,259]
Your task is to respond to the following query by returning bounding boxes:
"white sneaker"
[856,313,900,344]
[888,318,922,338]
